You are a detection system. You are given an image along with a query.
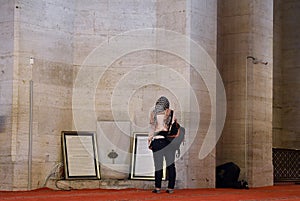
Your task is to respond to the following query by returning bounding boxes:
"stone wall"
[2,0,75,190]
[1,0,288,191]
[3,0,208,191]
[73,0,218,189]
[0,0,15,191]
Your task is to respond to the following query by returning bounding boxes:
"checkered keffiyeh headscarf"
[153,96,170,126]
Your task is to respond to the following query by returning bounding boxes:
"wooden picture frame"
[130,133,166,180]
[62,131,100,179]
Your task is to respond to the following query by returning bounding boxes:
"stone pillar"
[277,0,300,148]
[217,0,273,187]
[156,0,218,188]
[247,0,274,187]
[0,0,75,190]
[186,0,218,188]
[273,0,283,148]
[0,0,15,191]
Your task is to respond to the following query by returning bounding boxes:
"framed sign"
[130,133,166,180]
[62,131,100,179]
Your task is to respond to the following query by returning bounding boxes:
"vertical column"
[187,0,218,188]
[247,0,273,187]
[217,0,254,182]
[281,0,300,148]
[217,0,273,187]
[272,0,283,148]
[156,0,218,188]
[11,0,75,190]
[0,0,15,191]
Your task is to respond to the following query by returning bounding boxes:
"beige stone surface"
[1,0,299,191]
[217,0,274,187]
[0,0,15,191]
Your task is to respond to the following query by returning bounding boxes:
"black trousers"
[151,138,176,189]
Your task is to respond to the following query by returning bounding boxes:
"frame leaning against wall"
[62,131,100,179]
[131,132,166,180]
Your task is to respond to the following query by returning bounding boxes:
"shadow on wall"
[0,116,5,132]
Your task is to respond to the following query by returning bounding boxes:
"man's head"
[155,96,169,110]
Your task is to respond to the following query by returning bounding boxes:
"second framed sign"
[130,133,166,180]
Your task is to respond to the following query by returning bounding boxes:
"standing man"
[148,96,177,194]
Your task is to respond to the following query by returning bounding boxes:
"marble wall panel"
[0,0,15,191]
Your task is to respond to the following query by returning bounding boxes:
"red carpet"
[0,185,299,201]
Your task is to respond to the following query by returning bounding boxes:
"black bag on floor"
[216,162,248,189]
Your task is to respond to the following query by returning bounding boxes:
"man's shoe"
[152,189,161,194]
[166,189,174,194]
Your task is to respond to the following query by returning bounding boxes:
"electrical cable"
[42,162,73,190]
